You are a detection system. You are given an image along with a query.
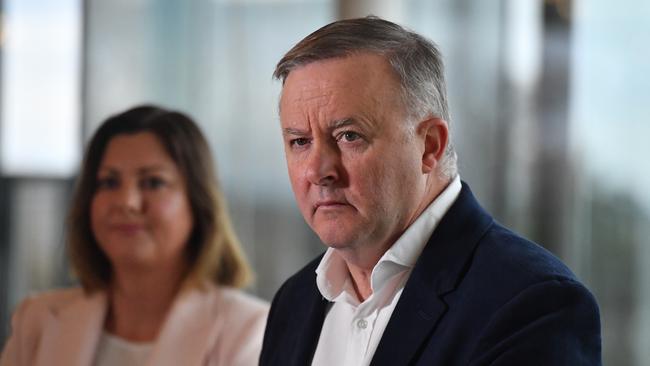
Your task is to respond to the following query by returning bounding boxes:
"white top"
[311,176,462,366]
[93,332,153,366]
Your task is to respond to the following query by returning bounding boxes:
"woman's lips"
[110,223,144,235]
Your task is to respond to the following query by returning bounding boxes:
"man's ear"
[417,118,449,174]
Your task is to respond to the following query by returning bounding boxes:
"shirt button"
[357,319,368,329]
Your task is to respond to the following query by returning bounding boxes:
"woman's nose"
[114,183,142,213]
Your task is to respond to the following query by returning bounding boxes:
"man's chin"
[316,231,357,250]
[310,217,363,248]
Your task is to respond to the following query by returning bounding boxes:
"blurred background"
[0,0,648,364]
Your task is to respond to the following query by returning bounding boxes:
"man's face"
[280,53,431,253]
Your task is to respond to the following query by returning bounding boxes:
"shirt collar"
[379,175,462,268]
[315,176,462,302]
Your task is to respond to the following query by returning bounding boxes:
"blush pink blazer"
[0,284,268,366]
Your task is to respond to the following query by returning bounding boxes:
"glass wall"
[570,1,650,364]
[0,0,82,341]
[1,0,649,363]
[0,0,81,177]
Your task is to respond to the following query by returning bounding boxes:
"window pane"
[0,0,81,177]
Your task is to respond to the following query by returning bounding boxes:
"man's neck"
[348,265,374,302]
[338,177,452,302]
[335,238,394,302]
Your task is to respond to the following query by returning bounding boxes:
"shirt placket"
[344,307,378,366]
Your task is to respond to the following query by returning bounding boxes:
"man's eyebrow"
[329,118,355,130]
[282,118,357,136]
[282,127,308,136]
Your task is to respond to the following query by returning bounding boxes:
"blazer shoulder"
[478,223,578,283]
[11,287,85,326]
[441,183,586,295]
[457,222,598,316]
[217,287,269,325]
[0,287,89,366]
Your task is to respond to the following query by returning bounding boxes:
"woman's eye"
[96,177,118,190]
[142,177,166,189]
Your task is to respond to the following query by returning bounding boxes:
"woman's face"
[91,132,194,274]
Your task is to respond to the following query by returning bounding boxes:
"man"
[260,16,601,366]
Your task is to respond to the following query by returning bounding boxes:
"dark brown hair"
[68,105,251,292]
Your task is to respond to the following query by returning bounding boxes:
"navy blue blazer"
[260,183,602,365]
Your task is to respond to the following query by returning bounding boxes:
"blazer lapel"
[147,286,221,366]
[370,275,447,366]
[290,281,329,366]
[35,291,107,366]
[371,183,494,366]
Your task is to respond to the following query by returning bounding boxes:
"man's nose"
[305,141,340,186]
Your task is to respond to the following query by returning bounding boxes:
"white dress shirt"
[311,176,461,366]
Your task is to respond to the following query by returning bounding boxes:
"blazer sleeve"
[468,278,602,366]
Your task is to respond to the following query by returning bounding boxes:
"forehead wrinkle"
[280,63,390,134]
[281,82,334,124]
[285,80,335,105]
[301,88,334,107]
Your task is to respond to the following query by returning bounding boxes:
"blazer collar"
[370,182,494,366]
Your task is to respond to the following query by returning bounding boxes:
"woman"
[0,105,268,366]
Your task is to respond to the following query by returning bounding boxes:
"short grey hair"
[274,16,457,179]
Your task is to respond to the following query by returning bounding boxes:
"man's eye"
[96,177,118,190]
[141,177,166,189]
[338,131,361,142]
[290,138,310,147]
